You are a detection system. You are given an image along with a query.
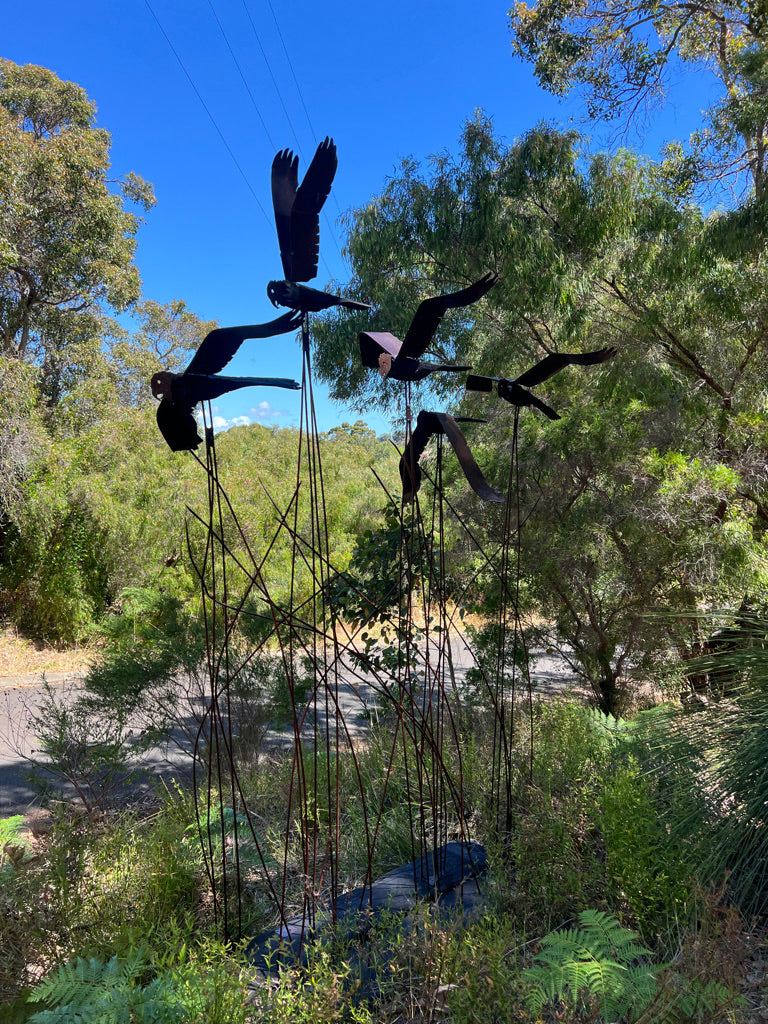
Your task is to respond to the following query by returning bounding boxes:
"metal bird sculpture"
[268,137,370,314]
[400,410,504,503]
[267,280,370,313]
[466,347,617,419]
[151,311,303,452]
[359,272,497,382]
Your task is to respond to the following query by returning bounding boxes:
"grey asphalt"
[0,674,93,815]
[0,644,577,817]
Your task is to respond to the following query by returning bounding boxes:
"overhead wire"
[262,0,319,144]
[239,0,307,160]
[247,0,347,266]
[206,0,277,150]
[143,0,273,229]
[207,0,345,273]
[145,0,346,276]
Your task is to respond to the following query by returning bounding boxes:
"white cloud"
[249,401,290,422]
[211,414,251,432]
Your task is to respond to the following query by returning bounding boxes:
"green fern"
[27,949,185,1024]
[524,909,660,1021]
[635,975,744,1024]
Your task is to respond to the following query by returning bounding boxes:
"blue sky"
[5,1,719,434]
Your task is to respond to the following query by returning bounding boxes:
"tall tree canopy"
[0,60,155,405]
[508,0,768,196]
[313,114,768,710]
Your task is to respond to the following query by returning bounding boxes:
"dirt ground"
[0,626,94,678]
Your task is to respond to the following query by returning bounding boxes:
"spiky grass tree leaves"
[524,909,659,1020]
[637,629,768,917]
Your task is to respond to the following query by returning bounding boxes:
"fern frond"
[577,908,651,958]
[29,956,122,1009]
[523,910,660,1021]
[25,949,188,1024]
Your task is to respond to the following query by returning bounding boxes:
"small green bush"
[601,755,693,942]
[505,702,617,927]
[27,940,255,1024]
[27,949,184,1024]
[446,911,529,1023]
[0,814,26,875]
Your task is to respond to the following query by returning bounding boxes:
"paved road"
[0,643,577,817]
[0,674,80,815]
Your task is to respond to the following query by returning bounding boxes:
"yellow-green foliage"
[601,755,693,942]
[0,408,398,642]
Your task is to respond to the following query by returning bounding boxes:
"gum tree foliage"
[0,299,216,642]
[507,0,768,197]
[0,408,398,643]
[0,60,156,405]
[312,114,768,712]
[0,63,233,640]
[106,299,217,410]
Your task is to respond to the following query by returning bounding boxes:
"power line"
[145,0,346,276]
[240,0,345,271]
[206,0,276,150]
[239,0,306,160]
[143,0,272,229]
[263,0,318,142]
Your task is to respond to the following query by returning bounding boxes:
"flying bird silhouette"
[466,347,617,419]
[151,310,303,452]
[153,373,301,452]
[400,410,504,503]
[360,272,497,382]
[268,137,370,314]
[267,280,370,313]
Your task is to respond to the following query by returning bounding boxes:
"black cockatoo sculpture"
[151,311,302,452]
[268,137,369,314]
[360,273,497,382]
[400,410,504,503]
[466,347,617,419]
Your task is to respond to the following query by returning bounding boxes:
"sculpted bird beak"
[267,282,280,308]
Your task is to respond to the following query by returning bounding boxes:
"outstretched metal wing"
[400,410,503,503]
[271,149,300,280]
[514,347,616,388]
[400,272,497,358]
[271,138,337,282]
[290,137,337,282]
[185,310,303,377]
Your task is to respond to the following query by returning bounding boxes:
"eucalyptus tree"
[0,59,155,405]
[508,0,768,197]
[312,115,768,711]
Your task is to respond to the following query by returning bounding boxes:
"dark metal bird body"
[268,137,370,314]
[154,375,300,452]
[360,273,497,382]
[151,311,302,452]
[267,280,370,313]
[466,347,617,418]
[400,410,504,503]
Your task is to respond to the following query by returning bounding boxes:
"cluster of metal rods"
[183,320,532,946]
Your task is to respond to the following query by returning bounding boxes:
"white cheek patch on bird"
[359,273,497,383]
